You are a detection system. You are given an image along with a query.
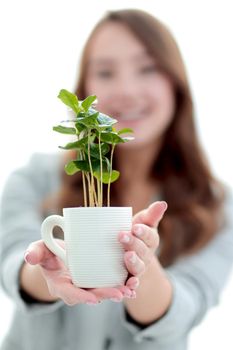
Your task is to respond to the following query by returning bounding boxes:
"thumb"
[133,201,167,227]
[24,240,55,265]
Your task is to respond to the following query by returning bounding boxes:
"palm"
[26,240,136,304]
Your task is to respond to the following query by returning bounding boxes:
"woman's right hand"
[23,240,137,305]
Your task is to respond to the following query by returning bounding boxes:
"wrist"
[126,255,173,323]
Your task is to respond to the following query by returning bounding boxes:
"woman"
[1,9,233,350]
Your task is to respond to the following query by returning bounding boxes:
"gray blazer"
[1,153,233,350]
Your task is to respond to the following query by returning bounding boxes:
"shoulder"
[168,186,233,274]
[15,152,62,177]
[1,152,63,198]
[221,185,233,228]
[27,152,62,170]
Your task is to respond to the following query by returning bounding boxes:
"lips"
[112,108,148,121]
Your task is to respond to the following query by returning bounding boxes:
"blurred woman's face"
[85,22,175,148]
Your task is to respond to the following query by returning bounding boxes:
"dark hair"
[51,9,225,266]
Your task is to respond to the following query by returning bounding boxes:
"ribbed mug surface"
[63,207,132,287]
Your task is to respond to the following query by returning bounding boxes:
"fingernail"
[120,234,130,243]
[132,279,140,289]
[129,253,137,264]
[134,226,143,236]
[129,291,137,299]
[160,201,168,210]
[24,252,30,263]
[123,290,132,298]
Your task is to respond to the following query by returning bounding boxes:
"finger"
[124,251,145,276]
[90,287,123,302]
[125,276,140,291]
[133,201,167,227]
[115,285,135,298]
[57,282,99,305]
[24,240,55,265]
[119,230,154,265]
[119,231,149,264]
[24,239,65,265]
[132,224,159,249]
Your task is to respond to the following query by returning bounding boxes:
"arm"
[0,154,137,310]
[124,256,172,325]
[0,153,64,313]
[118,201,172,325]
[118,194,233,344]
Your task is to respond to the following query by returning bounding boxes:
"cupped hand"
[24,239,137,306]
[118,201,167,289]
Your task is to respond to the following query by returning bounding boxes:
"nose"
[112,72,140,102]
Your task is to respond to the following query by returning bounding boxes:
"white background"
[0,0,233,348]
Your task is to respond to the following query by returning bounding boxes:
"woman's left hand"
[118,201,167,295]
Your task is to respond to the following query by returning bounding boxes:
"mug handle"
[41,215,67,266]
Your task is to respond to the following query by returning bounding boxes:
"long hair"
[51,9,225,266]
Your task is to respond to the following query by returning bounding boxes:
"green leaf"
[53,125,76,135]
[58,89,80,114]
[93,170,120,184]
[65,158,103,173]
[75,122,86,133]
[100,143,110,156]
[64,161,81,175]
[118,128,134,135]
[97,112,117,126]
[103,126,114,132]
[76,112,86,119]
[59,134,96,150]
[121,136,135,142]
[84,143,110,159]
[91,159,102,172]
[59,137,88,150]
[103,156,111,171]
[100,131,125,144]
[65,160,90,173]
[81,95,97,112]
[77,113,99,128]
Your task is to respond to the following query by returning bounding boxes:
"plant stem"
[80,150,87,207]
[98,132,103,207]
[85,174,98,206]
[85,173,92,207]
[93,178,98,206]
[82,172,87,207]
[97,178,101,207]
[87,130,95,206]
[107,144,115,207]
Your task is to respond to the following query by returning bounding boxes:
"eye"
[96,70,114,78]
[139,64,158,74]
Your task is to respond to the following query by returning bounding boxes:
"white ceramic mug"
[41,207,132,288]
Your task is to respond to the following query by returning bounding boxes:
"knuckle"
[137,246,146,260]
[150,228,159,245]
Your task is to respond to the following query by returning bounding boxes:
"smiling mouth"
[113,109,148,122]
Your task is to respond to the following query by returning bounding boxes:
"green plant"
[53,89,134,207]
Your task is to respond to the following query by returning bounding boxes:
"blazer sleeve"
[0,153,64,315]
[119,192,233,346]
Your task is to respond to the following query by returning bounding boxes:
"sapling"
[53,89,134,207]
